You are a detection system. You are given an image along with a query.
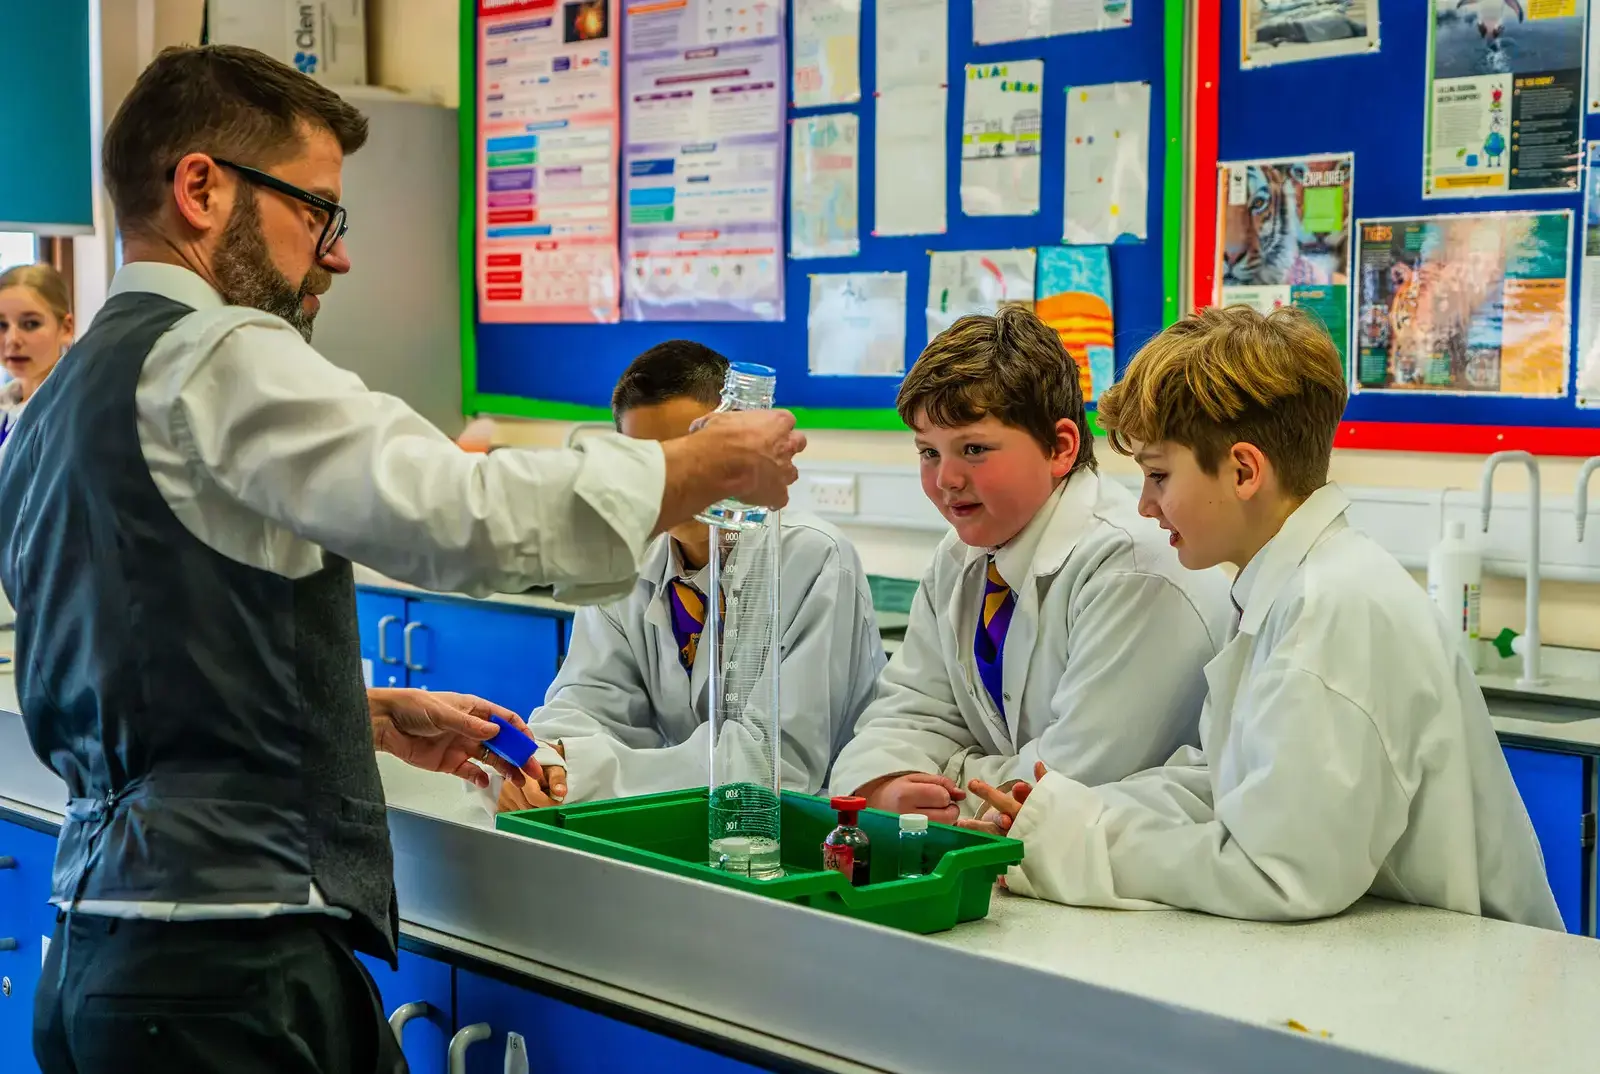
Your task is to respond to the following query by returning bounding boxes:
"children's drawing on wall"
[1216,154,1353,365]
[1035,246,1115,402]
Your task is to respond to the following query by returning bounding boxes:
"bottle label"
[823,844,853,878]
[1464,583,1481,639]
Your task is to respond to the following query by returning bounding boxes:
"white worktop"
[936,892,1600,1074]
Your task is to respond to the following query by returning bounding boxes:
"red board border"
[1186,0,1600,458]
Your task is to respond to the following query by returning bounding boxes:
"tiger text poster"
[1215,153,1353,368]
[1353,211,1571,397]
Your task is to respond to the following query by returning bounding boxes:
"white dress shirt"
[1006,484,1564,931]
[61,262,668,921]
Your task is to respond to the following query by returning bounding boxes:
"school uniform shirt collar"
[106,262,227,311]
[1232,482,1351,636]
[966,468,1100,589]
[641,533,715,628]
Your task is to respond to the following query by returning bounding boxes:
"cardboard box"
[208,1,368,85]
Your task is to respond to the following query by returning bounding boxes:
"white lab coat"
[828,470,1232,814]
[516,511,885,803]
[1006,484,1564,931]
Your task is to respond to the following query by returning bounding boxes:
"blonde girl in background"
[0,262,74,446]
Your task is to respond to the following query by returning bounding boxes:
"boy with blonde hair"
[968,304,1561,930]
[829,306,1230,820]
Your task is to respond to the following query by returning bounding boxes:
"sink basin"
[1486,695,1600,726]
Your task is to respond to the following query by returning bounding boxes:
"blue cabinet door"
[356,949,453,1074]
[356,590,409,690]
[403,599,562,718]
[1503,746,1587,934]
[0,821,61,1074]
[454,970,779,1074]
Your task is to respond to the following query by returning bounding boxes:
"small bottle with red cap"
[821,796,872,886]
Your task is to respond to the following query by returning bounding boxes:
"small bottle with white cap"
[898,813,929,879]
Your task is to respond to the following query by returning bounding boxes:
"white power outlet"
[807,473,859,515]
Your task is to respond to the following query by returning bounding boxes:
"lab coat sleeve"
[957,570,1214,792]
[528,605,709,802]
[1005,667,1410,920]
[827,567,978,797]
[164,317,664,603]
[771,540,887,794]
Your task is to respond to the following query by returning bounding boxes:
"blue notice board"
[461,0,1184,429]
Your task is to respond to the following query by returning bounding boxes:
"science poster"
[1424,1,1585,199]
[620,0,787,321]
[1215,153,1353,365]
[1353,210,1571,397]
[476,0,621,324]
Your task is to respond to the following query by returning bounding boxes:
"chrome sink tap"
[1576,457,1600,542]
[1479,451,1545,688]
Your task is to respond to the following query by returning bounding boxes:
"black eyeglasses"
[213,158,349,259]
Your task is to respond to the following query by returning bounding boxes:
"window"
[0,232,37,271]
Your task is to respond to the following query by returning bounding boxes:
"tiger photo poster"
[1215,153,1354,372]
[1240,0,1380,69]
[1353,210,1572,398]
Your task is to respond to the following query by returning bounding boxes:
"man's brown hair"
[1097,304,1347,498]
[897,305,1096,473]
[104,45,369,238]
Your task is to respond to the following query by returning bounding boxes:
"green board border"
[458,0,1183,434]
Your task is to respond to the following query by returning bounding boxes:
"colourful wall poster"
[1578,141,1600,406]
[1424,1,1585,199]
[790,113,859,259]
[1215,154,1353,365]
[1240,0,1379,69]
[1035,246,1115,402]
[476,0,621,324]
[621,0,786,321]
[1353,211,1572,397]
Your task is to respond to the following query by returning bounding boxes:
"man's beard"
[211,191,331,343]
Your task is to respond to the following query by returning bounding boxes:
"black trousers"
[34,911,408,1074]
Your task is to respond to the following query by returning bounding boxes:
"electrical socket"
[807,473,859,515]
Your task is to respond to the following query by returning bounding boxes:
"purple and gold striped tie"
[667,580,724,674]
[974,559,1015,716]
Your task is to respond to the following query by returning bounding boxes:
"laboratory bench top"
[5,771,1600,1074]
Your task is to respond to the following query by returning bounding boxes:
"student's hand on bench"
[860,773,967,825]
[960,761,1049,837]
[540,740,567,802]
[498,773,557,812]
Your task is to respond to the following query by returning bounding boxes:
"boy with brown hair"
[828,306,1231,820]
[968,304,1562,929]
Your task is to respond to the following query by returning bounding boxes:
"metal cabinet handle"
[388,1000,432,1044]
[448,1022,491,1074]
[377,615,400,665]
[0,855,15,869]
[403,621,427,673]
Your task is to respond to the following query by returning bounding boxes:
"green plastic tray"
[495,788,1024,934]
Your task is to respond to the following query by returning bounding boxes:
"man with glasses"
[0,45,805,1074]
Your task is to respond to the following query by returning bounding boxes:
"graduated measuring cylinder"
[698,362,784,879]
